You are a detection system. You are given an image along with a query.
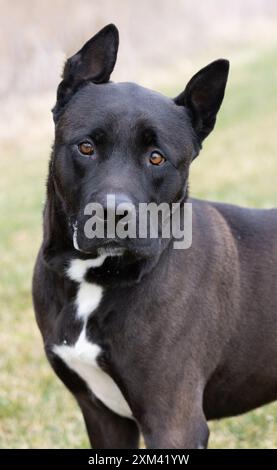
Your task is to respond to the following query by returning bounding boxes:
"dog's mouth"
[71,219,162,262]
[73,221,125,256]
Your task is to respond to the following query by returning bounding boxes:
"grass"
[0,47,276,448]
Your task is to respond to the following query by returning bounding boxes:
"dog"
[32,24,277,448]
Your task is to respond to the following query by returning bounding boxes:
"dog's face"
[50,24,229,260]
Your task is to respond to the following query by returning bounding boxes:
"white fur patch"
[67,255,108,282]
[76,282,103,320]
[54,256,132,419]
[54,328,132,418]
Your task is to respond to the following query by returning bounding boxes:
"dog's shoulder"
[207,199,276,235]
[191,198,277,263]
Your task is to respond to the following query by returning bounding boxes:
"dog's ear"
[53,24,119,122]
[174,59,229,142]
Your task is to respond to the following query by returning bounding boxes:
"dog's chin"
[76,239,164,286]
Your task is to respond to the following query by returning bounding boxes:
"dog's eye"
[149,151,166,166]
[78,141,94,156]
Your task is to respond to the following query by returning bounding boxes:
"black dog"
[33,24,277,448]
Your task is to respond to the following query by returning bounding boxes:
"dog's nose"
[99,194,135,224]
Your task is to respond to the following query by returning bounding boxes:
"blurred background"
[0,0,276,448]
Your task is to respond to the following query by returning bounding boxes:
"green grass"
[0,47,276,448]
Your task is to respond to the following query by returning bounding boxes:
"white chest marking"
[53,329,132,418]
[53,255,132,419]
[75,282,103,320]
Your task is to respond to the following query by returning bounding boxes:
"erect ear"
[53,24,119,122]
[174,59,229,142]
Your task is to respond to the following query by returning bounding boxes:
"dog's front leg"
[77,396,140,449]
[139,385,209,449]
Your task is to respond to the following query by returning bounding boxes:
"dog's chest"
[53,257,132,419]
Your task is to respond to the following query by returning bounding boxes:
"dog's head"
[45,24,229,271]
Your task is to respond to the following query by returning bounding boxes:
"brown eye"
[149,151,166,166]
[78,141,94,156]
